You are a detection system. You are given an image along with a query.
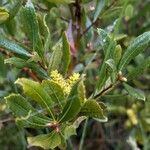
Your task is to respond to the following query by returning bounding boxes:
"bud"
[121,77,127,82]
[117,71,127,82]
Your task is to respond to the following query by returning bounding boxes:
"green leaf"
[37,14,51,52]
[5,19,17,36]
[72,116,87,128]
[78,80,86,106]
[93,0,105,22]
[80,100,107,121]
[47,0,74,4]
[118,31,150,71]
[25,52,41,63]
[0,54,6,77]
[59,81,82,122]
[63,116,86,139]
[127,57,150,81]
[105,59,116,71]
[64,125,76,140]
[43,15,51,52]
[8,0,23,20]
[16,111,52,129]
[0,7,9,24]
[48,41,62,73]
[5,57,28,68]
[5,94,52,128]
[97,29,112,55]
[61,32,71,75]
[82,9,94,42]
[114,34,127,41]
[20,0,44,57]
[0,36,31,57]
[27,131,61,149]
[42,80,65,109]
[6,94,33,117]
[123,83,146,101]
[114,45,122,64]
[125,4,133,20]
[96,29,116,90]
[5,57,48,79]
[105,59,117,83]
[15,78,55,119]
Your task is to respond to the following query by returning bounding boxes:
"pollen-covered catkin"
[50,70,80,95]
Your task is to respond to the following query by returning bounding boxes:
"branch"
[22,68,41,82]
[74,0,82,49]
[94,84,114,99]
[0,117,14,124]
[80,0,117,38]
[80,21,96,38]
[93,71,128,99]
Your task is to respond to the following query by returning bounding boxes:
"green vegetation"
[0,0,150,149]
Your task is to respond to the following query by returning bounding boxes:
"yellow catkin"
[127,109,138,125]
[50,70,80,95]
[67,73,80,86]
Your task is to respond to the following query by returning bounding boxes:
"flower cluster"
[50,70,80,95]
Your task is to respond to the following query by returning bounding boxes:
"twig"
[94,80,121,100]
[59,16,69,23]
[74,0,82,49]
[80,0,117,38]
[68,139,74,150]
[79,118,89,150]
[0,117,14,123]
[105,0,116,11]
[94,84,114,99]
[80,21,96,38]
[22,68,41,82]
[0,48,13,57]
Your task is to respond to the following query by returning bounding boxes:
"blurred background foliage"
[0,0,150,149]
